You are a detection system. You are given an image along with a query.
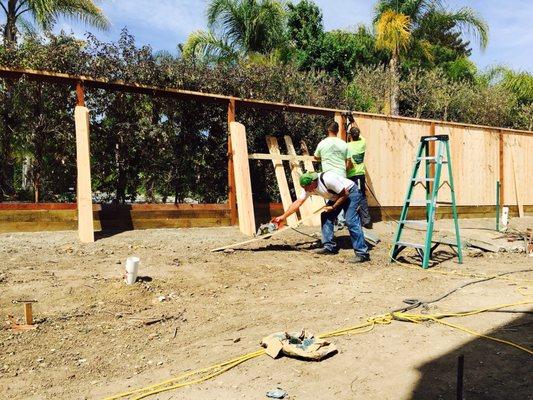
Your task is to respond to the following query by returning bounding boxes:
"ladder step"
[436,200,453,205]
[412,178,434,182]
[400,220,429,227]
[395,241,425,249]
[407,199,432,206]
[415,157,448,164]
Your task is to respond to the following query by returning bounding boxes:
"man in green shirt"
[347,126,371,228]
[314,122,349,178]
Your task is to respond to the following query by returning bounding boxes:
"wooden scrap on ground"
[211,206,324,252]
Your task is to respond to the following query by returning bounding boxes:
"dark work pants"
[349,175,371,226]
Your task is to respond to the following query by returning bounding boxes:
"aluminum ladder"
[390,135,462,269]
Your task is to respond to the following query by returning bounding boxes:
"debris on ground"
[266,388,287,399]
[260,330,337,360]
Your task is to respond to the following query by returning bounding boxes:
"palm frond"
[375,10,411,56]
[45,0,110,31]
[182,29,239,64]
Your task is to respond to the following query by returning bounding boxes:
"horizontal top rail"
[1,67,532,135]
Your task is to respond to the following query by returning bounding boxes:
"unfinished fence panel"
[354,116,429,207]
[436,126,500,205]
[503,133,533,210]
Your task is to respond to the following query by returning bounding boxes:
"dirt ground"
[1,218,532,400]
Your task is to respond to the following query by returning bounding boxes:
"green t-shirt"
[314,137,348,178]
[346,137,366,178]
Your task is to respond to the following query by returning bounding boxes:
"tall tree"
[1,0,109,47]
[183,0,286,63]
[374,0,488,115]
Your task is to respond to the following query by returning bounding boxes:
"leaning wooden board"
[300,140,325,226]
[266,136,298,226]
[284,135,316,226]
[211,206,324,252]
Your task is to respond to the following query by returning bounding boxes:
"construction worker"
[346,126,371,228]
[314,121,348,178]
[273,171,370,263]
[314,121,349,230]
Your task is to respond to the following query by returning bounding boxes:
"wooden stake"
[230,122,256,236]
[266,136,298,226]
[227,98,237,225]
[24,303,33,325]
[74,106,95,243]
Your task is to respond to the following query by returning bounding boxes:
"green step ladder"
[390,134,462,269]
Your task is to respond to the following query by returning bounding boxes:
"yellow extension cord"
[103,245,532,399]
[104,299,532,400]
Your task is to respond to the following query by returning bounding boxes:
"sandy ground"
[0,218,532,400]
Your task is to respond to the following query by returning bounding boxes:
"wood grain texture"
[300,140,325,226]
[230,122,256,236]
[283,136,316,226]
[74,106,95,243]
[266,136,298,226]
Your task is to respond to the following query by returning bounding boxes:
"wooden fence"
[0,67,531,239]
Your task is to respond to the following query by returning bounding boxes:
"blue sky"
[55,0,533,72]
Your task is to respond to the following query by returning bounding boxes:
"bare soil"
[1,218,532,400]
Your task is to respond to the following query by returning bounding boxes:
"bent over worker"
[273,171,370,263]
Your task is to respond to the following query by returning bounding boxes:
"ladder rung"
[412,178,434,182]
[400,220,428,227]
[407,199,432,206]
[395,241,425,249]
[415,157,448,164]
[436,201,453,205]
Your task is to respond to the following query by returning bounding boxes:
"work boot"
[349,254,370,263]
[313,247,337,255]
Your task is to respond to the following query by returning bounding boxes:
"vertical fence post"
[74,82,95,243]
[227,98,237,225]
[229,122,256,236]
[498,129,504,208]
[334,112,347,141]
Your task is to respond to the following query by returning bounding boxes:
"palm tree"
[183,0,286,63]
[1,0,110,47]
[374,0,488,115]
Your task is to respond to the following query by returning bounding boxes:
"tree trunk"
[4,0,18,48]
[389,54,400,116]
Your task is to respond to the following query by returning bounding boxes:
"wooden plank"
[510,149,524,217]
[74,106,95,243]
[227,98,237,225]
[334,112,347,141]
[230,122,256,236]
[266,136,298,226]
[300,140,324,226]
[211,206,324,252]
[283,136,315,226]
[499,130,504,207]
[248,153,315,161]
[2,67,533,135]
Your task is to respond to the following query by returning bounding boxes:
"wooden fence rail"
[1,67,532,239]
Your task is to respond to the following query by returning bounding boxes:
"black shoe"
[363,222,373,229]
[350,254,370,263]
[313,247,337,255]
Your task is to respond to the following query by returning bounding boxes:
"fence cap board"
[0,67,531,136]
